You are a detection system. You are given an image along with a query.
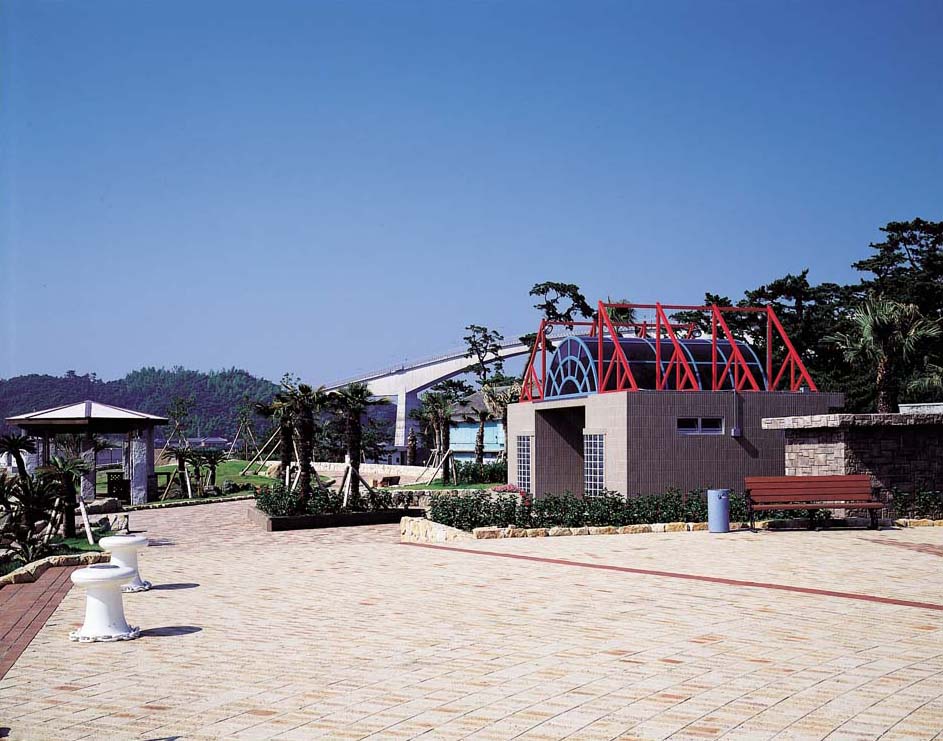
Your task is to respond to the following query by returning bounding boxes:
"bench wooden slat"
[745,474,871,484]
[752,502,884,511]
[749,486,872,495]
[746,480,871,490]
[745,483,871,491]
[748,492,875,502]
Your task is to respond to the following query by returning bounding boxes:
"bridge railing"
[324,335,533,390]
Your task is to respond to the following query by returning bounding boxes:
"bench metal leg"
[808,509,817,529]
[869,509,879,530]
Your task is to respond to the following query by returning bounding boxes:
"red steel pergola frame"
[520,301,817,402]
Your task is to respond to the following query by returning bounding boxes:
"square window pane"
[677,418,698,434]
[701,417,724,434]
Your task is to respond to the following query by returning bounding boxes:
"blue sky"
[2,0,941,383]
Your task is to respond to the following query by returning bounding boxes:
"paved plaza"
[2,501,943,740]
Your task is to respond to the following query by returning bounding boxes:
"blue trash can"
[707,489,730,533]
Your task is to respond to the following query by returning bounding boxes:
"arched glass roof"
[542,336,766,399]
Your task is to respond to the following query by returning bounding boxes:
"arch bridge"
[325,337,537,448]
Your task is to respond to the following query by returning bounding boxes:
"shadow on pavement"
[140,626,202,637]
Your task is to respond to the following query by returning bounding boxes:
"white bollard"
[99,535,151,592]
[69,564,141,642]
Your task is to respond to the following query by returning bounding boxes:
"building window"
[584,434,605,497]
[516,436,532,494]
[677,417,725,435]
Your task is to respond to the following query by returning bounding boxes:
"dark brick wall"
[534,406,585,497]
[784,422,943,493]
[625,391,843,496]
[847,427,943,492]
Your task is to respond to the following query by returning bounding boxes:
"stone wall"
[764,413,943,492]
[259,461,438,486]
[400,516,474,543]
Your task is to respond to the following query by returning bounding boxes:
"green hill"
[0,367,278,438]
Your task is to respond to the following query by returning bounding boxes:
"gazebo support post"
[80,433,96,502]
[128,426,156,505]
[130,429,148,505]
[123,433,131,479]
[145,426,156,501]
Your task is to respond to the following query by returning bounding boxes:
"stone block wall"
[766,413,943,493]
[783,429,845,476]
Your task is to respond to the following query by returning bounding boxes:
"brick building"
[506,302,843,498]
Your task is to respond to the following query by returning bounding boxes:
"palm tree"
[464,406,496,465]
[183,449,206,496]
[254,393,295,479]
[42,455,88,538]
[423,380,471,484]
[481,375,522,454]
[196,449,227,489]
[0,471,62,564]
[330,382,390,501]
[827,296,942,413]
[0,434,36,481]
[908,361,943,396]
[163,446,189,499]
[409,402,441,458]
[281,381,330,502]
[605,296,637,334]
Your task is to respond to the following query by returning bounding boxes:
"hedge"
[453,460,507,485]
[255,484,402,517]
[429,490,799,532]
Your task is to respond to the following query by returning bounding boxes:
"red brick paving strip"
[403,542,943,612]
[0,566,77,679]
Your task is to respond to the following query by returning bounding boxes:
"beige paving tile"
[2,501,942,740]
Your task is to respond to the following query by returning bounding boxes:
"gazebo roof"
[6,400,168,433]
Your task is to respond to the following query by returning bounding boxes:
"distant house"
[153,436,229,449]
[450,392,506,462]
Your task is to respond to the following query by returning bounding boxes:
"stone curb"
[124,494,256,512]
[894,518,943,527]
[467,522,729,539]
[401,516,901,543]
[400,516,474,543]
[0,551,110,589]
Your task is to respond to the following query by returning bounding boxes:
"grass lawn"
[393,481,496,491]
[52,535,103,553]
[97,459,276,494]
[155,459,277,488]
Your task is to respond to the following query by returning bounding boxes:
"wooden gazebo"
[5,401,168,505]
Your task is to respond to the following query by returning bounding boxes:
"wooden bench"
[744,475,883,530]
[370,476,401,488]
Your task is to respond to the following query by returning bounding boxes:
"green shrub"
[255,484,306,517]
[453,460,508,485]
[256,483,402,517]
[366,488,394,511]
[891,490,943,519]
[427,491,521,531]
